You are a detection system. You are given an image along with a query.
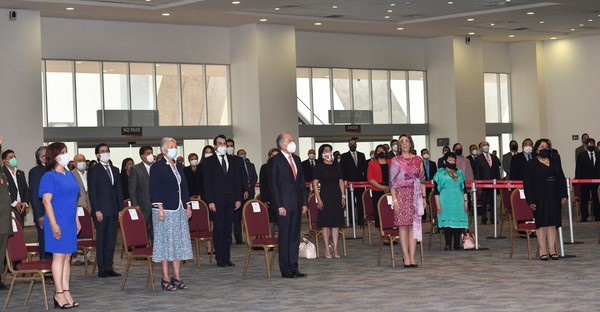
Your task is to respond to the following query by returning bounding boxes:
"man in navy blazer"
[203,135,245,267]
[88,143,124,278]
[28,146,51,260]
[235,149,258,244]
[269,132,309,278]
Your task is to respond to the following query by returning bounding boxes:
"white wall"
[482,42,511,73]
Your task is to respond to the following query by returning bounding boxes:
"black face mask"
[455,149,463,156]
[510,145,518,152]
[538,148,550,159]
[445,163,457,170]
[349,145,357,152]
[377,152,386,159]
[587,146,596,152]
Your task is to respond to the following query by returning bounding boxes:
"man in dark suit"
[575,138,600,221]
[88,143,124,278]
[387,139,399,158]
[421,148,438,182]
[510,138,534,181]
[129,146,155,241]
[0,137,14,289]
[575,133,589,164]
[259,148,279,235]
[269,132,308,278]
[203,135,245,267]
[301,148,316,185]
[340,138,367,225]
[2,149,29,225]
[502,140,519,179]
[474,141,501,225]
[235,149,258,244]
[224,138,248,245]
[436,146,450,169]
[28,146,51,260]
[466,144,479,173]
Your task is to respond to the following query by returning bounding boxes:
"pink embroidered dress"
[389,155,426,241]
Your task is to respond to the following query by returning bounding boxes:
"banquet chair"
[509,189,536,260]
[499,188,514,237]
[76,207,97,276]
[119,206,155,291]
[188,199,214,266]
[241,200,278,278]
[427,190,444,250]
[362,189,375,245]
[306,193,346,257]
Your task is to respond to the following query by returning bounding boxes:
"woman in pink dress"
[389,134,427,268]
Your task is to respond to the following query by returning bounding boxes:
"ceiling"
[3,0,600,42]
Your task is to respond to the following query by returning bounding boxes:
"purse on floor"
[299,237,317,259]
[461,230,476,250]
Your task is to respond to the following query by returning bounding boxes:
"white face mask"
[323,152,332,161]
[99,152,110,163]
[76,161,86,171]
[392,145,398,152]
[422,154,430,159]
[287,141,297,154]
[58,153,71,168]
[482,146,490,153]
[167,148,178,159]
[145,154,154,163]
[190,159,199,166]
[308,154,315,160]
[215,146,225,155]
[204,153,213,159]
[226,147,234,155]
[523,146,533,154]
[471,149,478,156]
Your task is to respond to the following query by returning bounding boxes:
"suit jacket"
[88,161,124,217]
[340,150,368,182]
[423,159,437,181]
[502,152,516,179]
[575,150,600,179]
[301,159,315,183]
[269,152,308,212]
[575,145,587,162]
[129,163,152,213]
[28,164,46,220]
[71,169,90,209]
[149,158,190,210]
[2,166,29,207]
[0,161,13,235]
[466,155,478,172]
[259,163,272,204]
[202,154,245,208]
[184,165,202,197]
[242,160,258,198]
[474,153,501,180]
[509,152,532,181]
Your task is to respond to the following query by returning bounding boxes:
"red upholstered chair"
[509,189,537,260]
[241,200,278,278]
[76,207,97,276]
[362,189,375,245]
[377,194,425,268]
[119,207,155,291]
[3,218,52,311]
[306,193,346,258]
[188,199,213,266]
[499,188,514,237]
[427,190,444,250]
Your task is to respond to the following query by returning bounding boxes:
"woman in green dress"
[433,152,469,251]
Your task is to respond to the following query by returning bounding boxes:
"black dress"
[523,158,567,228]
[314,161,344,228]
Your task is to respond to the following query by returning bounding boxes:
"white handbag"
[298,238,317,259]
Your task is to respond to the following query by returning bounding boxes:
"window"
[206,65,230,126]
[484,73,511,123]
[181,64,205,126]
[75,61,102,127]
[46,60,75,127]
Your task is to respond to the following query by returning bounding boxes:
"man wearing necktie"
[234,149,257,245]
[575,137,600,221]
[203,135,245,267]
[510,138,534,181]
[301,149,316,188]
[340,138,368,225]
[473,141,501,225]
[88,143,124,278]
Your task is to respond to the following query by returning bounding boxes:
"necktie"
[311,160,314,167]
[591,152,595,165]
[352,152,357,166]
[525,153,530,161]
[104,165,113,185]
[244,162,249,183]
[221,155,227,174]
[424,161,430,179]
[485,153,492,167]
[288,155,297,180]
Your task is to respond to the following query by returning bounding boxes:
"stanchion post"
[493,179,498,238]
[566,178,575,244]
[349,182,356,238]
[471,182,479,249]
[344,181,349,227]
[558,227,565,257]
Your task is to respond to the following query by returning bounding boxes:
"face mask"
[422,154,430,159]
[99,152,110,163]
[167,148,178,159]
[226,147,234,155]
[587,146,596,152]
[349,145,357,152]
[145,154,154,163]
[308,154,315,160]
[482,146,490,154]
[190,159,199,166]
[471,149,478,156]
[377,152,386,159]
[204,153,213,159]
[216,146,226,155]
[523,146,533,154]
[597,147,600,152]
[455,149,463,156]
[323,153,332,161]
[538,148,550,158]
[336,158,341,163]
[239,155,247,161]
[76,162,86,171]
[58,153,71,168]
[510,145,518,152]
[8,158,17,168]
[391,145,398,152]
[583,139,589,145]
[370,154,375,160]
[446,163,457,170]
[287,141,297,154]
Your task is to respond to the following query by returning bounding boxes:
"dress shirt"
[76,169,88,191]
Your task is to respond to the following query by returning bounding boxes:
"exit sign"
[572,135,579,141]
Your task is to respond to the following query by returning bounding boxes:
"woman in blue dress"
[433,152,469,251]
[40,142,81,309]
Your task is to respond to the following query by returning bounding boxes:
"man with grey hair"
[269,132,308,278]
[28,146,52,260]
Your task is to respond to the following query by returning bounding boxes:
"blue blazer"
[202,154,245,208]
[269,151,308,212]
[149,157,190,210]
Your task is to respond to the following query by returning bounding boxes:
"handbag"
[461,230,476,250]
[298,237,317,259]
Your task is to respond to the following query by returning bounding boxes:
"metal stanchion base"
[564,241,584,245]
[464,247,490,251]
[485,236,507,239]
[559,255,577,259]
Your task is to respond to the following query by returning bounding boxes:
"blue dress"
[39,170,80,253]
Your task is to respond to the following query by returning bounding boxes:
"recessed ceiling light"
[274,7,280,11]
[490,23,495,26]
[505,0,511,2]
[385,16,390,19]
[162,13,170,16]
[314,22,322,26]
[508,34,515,38]
[232,1,240,4]
[397,27,404,30]
[468,32,475,35]
[405,1,412,4]
[76,61,83,64]
[390,3,396,6]
[550,37,557,40]
[570,28,575,31]
[259,18,267,22]
[66,7,74,11]
[526,12,534,15]
[539,21,544,24]
[146,0,151,2]
[588,19,593,22]
[332,5,338,9]
[579,24,584,27]
[467,18,475,22]
[388,9,393,13]
[448,1,453,4]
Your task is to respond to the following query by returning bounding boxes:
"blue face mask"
[76,162,86,171]
[240,155,247,161]
[167,148,178,159]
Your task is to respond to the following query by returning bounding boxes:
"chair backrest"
[510,189,534,224]
[254,193,262,201]
[242,200,271,238]
[377,193,395,232]
[500,188,513,215]
[123,199,132,207]
[428,190,438,223]
[188,199,210,232]
[77,207,94,240]
[119,206,148,249]
[307,193,320,231]
[6,217,28,264]
[362,189,374,221]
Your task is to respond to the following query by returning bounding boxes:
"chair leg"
[419,241,425,266]
[439,229,444,251]
[270,248,277,276]
[509,233,516,258]
[314,232,320,258]
[195,239,201,266]
[428,224,433,250]
[526,234,532,260]
[120,258,131,290]
[362,224,366,244]
[82,249,89,277]
[25,279,35,305]
[147,259,155,291]
[3,274,17,311]
[499,218,504,236]
[263,248,271,278]
[377,238,384,266]
[341,229,347,257]
[242,247,252,277]
[389,238,395,268]
[368,223,372,245]
[209,239,214,263]
[41,272,49,310]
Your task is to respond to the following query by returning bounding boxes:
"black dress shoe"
[235,240,244,245]
[291,270,307,277]
[217,261,227,267]
[226,260,236,267]
[98,271,108,278]
[281,271,296,278]
[106,270,121,277]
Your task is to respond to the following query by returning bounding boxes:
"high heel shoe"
[170,277,188,290]
[161,279,177,291]
[64,290,79,308]
[54,291,72,309]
